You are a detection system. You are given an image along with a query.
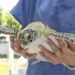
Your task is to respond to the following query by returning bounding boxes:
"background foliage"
[0,6,21,32]
[0,6,3,25]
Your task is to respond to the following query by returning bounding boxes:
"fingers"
[66,40,75,51]
[56,38,67,48]
[56,38,67,52]
[39,45,52,55]
[39,38,75,65]
[24,53,37,59]
[45,38,59,53]
[56,38,73,53]
[39,52,58,64]
[20,48,37,59]
[14,38,22,52]
[45,38,62,56]
[39,45,61,64]
[10,36,22,53]
[38,38,66,64]
[20,48,28,55]
[10,36,37,59]
[39,48,61,64]
[10,36,15,49]
[10,36,15,42]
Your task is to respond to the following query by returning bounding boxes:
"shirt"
[10,0,75,75]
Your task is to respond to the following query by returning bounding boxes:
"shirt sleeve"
[10,0,27,28]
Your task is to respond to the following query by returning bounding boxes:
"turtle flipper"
[0,25,17,36]
[31,59,40,65]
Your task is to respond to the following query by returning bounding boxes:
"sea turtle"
[0,22,75,70]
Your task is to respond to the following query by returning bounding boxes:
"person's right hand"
[10,36,37,59]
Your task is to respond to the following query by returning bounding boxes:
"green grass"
[0,64,9,75]
[0,58,18,75]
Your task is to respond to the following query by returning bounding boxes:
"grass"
[0,64,9,75]
[0,58,18,75]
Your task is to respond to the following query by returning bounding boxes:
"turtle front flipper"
[0,25,17,36]
[31,59,40,65]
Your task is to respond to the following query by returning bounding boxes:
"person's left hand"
[39,38,75,66]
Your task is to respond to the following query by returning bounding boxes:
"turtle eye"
[28,35,31,40]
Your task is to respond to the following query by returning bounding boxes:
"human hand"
[39,38,75,66]
[10,36,37,59]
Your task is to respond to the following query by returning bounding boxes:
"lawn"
[0,58,18,75]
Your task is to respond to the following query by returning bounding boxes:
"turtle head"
[18,29,37,48]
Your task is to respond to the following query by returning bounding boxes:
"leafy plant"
[0,6,3,25]
[2,12,22,32]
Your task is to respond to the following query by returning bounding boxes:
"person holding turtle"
[10,0,75,75]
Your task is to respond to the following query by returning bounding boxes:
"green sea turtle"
[0,22,75,70]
